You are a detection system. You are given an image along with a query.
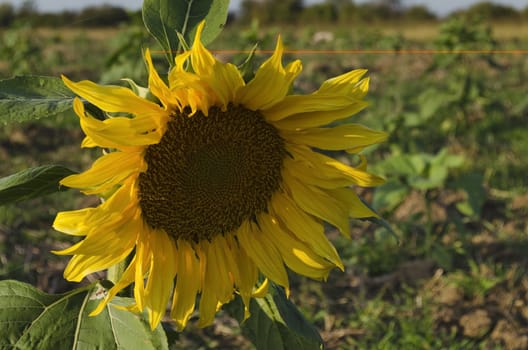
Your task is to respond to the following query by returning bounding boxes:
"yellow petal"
[60,150,145,194]
[203,237,235,303]
[288,145,385,187]
[53,210,138,256]
[236,220,290,289]
[191,21,244,108]
[53,179,139,250]
[90,254,139,316]
[197,287,218,328]
[258,212,335,280]
[62,75,166,119]
[318,69,368,95]
[225,235,258,319]
[272,99,368,130]
[169,50,214,115]
[171,240,200,330]
[284,155,356,189]
[236,37,302,110]
[72,98,163,149]
[53,208,97,236]
[327,187,378,219]
[63,249,133,282]
[133,227,152,312]
[144,229,178,329]
[283,172,350,236]
[265,69,369,124]
[144,49,178,109]
[270,192,343,270]
[264,94,360,122]
[196,241,218,328]
[252,278,269,298]
[283,124,388,151]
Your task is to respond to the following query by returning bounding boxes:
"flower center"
[138,104,286,242]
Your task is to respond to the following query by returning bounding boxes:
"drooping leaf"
[0,280,168,350]
[0,76,75,125]
[0,165,77,206]
[358,194,400,244]
[142,0,229,65]
[225,283,323,350]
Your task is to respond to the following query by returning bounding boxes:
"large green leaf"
[0,76,75,125]
[0,165,77,206]
[225,283,323,350]
[0,280,168,350]
[142,0,229,65]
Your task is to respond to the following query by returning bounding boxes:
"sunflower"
[53,22,387,330]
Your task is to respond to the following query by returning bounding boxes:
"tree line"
[1,0,527,28]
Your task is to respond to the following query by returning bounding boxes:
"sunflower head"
[54,22,387,330]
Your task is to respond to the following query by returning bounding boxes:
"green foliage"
[0,8,526,349]
[100,25,153,84]
[448,260,507,299]
[240,0,304,25]
[225,283,323,350]
[142,0,229,65]
[0,24,46,75]
[451,1,522,21]
[372,149,465,211]
[0,76,75,125]
[0,280,168,350]
[0,3,15,27]
[0,165,77,206]
[76,5,130,27]
[403,5,437,21]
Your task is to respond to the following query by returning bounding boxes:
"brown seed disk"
[138,104,286,242]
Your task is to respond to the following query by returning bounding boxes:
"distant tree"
[373,0,402,12]
[76,5,130,27]
[452,1,521,21]
[0,3,15,27]
[404,5,436,21]
[17,0,37,23]
[354,2,401,21]
[18,0,36,15]
[301,3,337,23]
[239,0,303,24]
[337,2,358,24]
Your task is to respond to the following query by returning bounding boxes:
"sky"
[2,0,527,17]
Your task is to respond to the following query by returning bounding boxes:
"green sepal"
[238,43,259,83]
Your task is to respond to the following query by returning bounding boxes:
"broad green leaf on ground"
[0,165,77,206]
[452,172,486,218]
[225,283,323,350]
[373,180,410,212]
[0,280,168,350]
[142,0,229,64]
[0,76,75,125]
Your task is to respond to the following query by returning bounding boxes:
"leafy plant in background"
[0,23,46,75]
[0,0,389,349]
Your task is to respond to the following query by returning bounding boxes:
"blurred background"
[1,0,527,348]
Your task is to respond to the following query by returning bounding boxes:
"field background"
[1,1,528,349]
